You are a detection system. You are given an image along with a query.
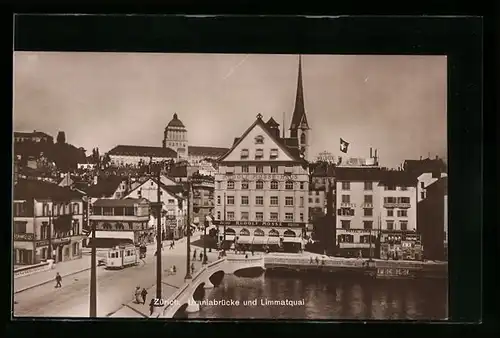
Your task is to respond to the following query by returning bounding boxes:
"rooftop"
[166,113,186,129]
[86,175,125,198]
[14,131,53,139]
[335,167,385,182]
[108,145,177,158]
[188,146,230,157]
[378,170,417,187]
[14,179,84,201]
[92,198,148,208]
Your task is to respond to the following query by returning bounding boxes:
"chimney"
[435,155,439,160]
[370,147,373,158]
[420,156,422,160]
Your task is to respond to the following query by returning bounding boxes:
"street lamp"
[184,181,192,280]
[202,216,208,265]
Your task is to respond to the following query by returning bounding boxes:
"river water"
[187,273,448,320]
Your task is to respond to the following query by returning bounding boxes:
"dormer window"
[270,148,278,159]
[255,149,264,160]
[240,149,249,159]
[255,135,264,144]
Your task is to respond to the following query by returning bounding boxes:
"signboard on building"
[14,233,35,241]
[213,220,304,228]
[223,174,299,181]
[36,240,49,248]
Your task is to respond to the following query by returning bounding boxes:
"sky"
[13,52,447,169]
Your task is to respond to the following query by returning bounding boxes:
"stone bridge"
[153,255,265,318]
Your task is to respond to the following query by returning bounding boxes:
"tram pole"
[184,181,192,280]
[156,165,162,300]
[89,219,97,317]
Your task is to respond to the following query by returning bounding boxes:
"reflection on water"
[188,273,448,320]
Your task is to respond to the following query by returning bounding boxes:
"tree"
[57,131,66,144]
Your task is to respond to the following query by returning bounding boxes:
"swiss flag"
[340,138,349,153]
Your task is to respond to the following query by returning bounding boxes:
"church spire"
[289,55,309,137]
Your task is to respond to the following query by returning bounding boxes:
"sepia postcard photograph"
[12,51,449,320]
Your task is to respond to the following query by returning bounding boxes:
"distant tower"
[289,55,310,160]
[162,113,188,160]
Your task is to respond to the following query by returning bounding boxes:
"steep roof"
[188,146,230,157]
[403,158,447,177]
[289,55,310,131]
[93,198,148,207]
[166,113,186,128]
[335,167,384,182]
[14,179,84,201]
[86,175,125,198]
[266,117,280,127]
[14,131,53,139]
[378,170,417,187]
[108,145,177,158]
[219,114,306,163]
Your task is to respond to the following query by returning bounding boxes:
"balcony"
[14,233,35,241]
[340,203,356,208]
[89,215,150,222]
[384,202,411,209]
[362,203,373,208]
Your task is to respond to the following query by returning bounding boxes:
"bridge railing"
[156,258,226,318]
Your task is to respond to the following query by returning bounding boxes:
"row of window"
[340,195,411,205]
[340,182,409,191]
[338,234,377,243]
[221,180,305,190]
[92,207,137,216]
[217,211,304,222]
[33,203,81,217]
[14,220,80,237]
[338,208,408,217]
[219,195,304,207]
[240,148,279,160]
[340,220,409,230]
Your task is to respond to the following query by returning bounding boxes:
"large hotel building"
[213,56,310,251]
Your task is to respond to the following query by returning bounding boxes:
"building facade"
[378,171,420,260]
[89,198,153,245]
[335,167,382,258]
[417,176,448,261]
[124,177,187,240]
[13,179,85,265]
[191,174,215,226]
[14,130,54,144]
[213,114,309,251]
[108,145,177,167]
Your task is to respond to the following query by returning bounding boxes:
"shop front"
[282,229,302,253]
[380,232,422,261]
[13,233,36,265]
[337,229,377,258]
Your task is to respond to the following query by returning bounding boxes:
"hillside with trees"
[14,131,87,171]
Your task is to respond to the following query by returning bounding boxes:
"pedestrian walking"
[141,288,148,305]
[191,262,195,274]
[309,256,313,264]
[193,249,197,260]
[199,252,203,261]
[173,265,176,274]
[55,272,62,288]
[135,286,142,304]
[315,257,319,265]
[171,240,175,248]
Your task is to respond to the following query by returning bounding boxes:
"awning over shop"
[267,237,281,245]
[223,235,235,242]
[252,236,267,245]
[94,231,135,242]
[87,238,134,249]
[283,237,303,244]
[237,236,254,244]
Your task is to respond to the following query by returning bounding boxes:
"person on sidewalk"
[191,262,195,274]
[55,272,62,288]
[193,249,197,261]
[135,286,142,304]
[199,252,203,261]
[141,288,148,305]
[173,265,176,274]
